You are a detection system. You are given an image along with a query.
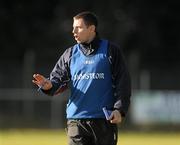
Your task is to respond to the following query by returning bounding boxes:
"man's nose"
[72,28,77,34]
[72,28,75,34]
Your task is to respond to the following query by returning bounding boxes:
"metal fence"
[0,88,69,129]
[1,89,180,130]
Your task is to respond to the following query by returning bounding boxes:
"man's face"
[72,18,95,43]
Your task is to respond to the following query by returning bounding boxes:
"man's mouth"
[74,35,78,39]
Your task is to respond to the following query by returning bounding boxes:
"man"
[32,11,131,145]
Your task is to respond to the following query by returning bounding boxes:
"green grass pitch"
[1,129,180,145]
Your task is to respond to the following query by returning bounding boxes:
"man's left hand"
[109,110,122,124]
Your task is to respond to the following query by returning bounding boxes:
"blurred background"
[0,0,180,134]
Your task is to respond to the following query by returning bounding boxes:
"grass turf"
[1,129,180,145]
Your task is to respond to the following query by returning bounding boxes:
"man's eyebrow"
[73,25,81,28]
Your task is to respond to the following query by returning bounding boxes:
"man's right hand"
[32,74,52,90]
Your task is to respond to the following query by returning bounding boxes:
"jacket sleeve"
[41,47,72,96]
[109,42,131,117]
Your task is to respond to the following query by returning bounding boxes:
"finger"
[33,74,45,81]
[32,80,41,86]
[33,74,38,81]
[110,111,122,124]
[33,74,40,79]
[32,76,42,84]
[109,112,115,123]
[110,116,118,124]
[33,74,37,77]
[110,118,119,124]
[110,120,115,123]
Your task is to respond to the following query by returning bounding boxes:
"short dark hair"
[73,11,98,28]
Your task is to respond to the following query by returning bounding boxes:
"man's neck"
[80,34,100,55]
[86,32,96,44]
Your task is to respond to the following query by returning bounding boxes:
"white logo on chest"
[84,60,94,64]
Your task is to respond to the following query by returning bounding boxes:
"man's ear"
[89,25,96,32]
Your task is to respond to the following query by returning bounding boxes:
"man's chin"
[76,40,83,44]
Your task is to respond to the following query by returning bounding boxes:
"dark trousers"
[66,119,118,145]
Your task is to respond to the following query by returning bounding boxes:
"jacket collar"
[79,35,100,55]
